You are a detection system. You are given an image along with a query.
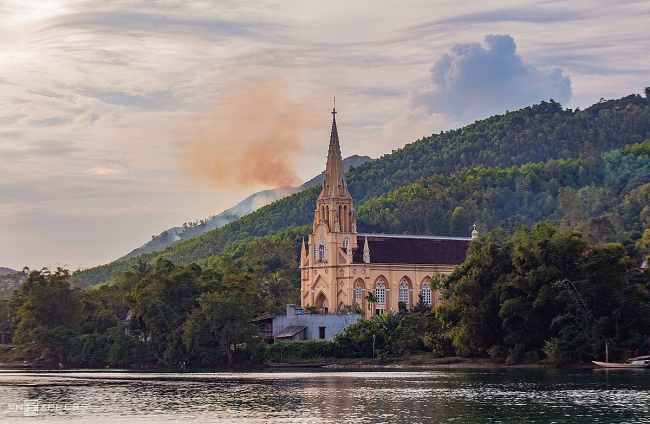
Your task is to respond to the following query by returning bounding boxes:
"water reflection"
[1,368,649,423]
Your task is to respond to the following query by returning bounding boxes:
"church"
[300,107,477,316]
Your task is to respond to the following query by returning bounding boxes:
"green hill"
[348,95,650,203]
[73,92,650,286]
[357,140,650,257]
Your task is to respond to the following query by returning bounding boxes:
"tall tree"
[183,293,256,365]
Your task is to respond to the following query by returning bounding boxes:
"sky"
[1,0,649,270]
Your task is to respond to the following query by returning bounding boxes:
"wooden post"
[605,342,609,363]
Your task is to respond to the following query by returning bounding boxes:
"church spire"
[313,103,356,234]
[319,101,350,200]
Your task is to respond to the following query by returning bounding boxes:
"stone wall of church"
[302,260,456,317]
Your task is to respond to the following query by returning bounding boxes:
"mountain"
[356,140,650,263]
[297,154,371,189]
[72,92,650,286]
[347,95,650,204]
[0,267,27,299]
[118,155,372,260]
[0,267,18,276]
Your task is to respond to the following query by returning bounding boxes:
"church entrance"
[315,292,329,314]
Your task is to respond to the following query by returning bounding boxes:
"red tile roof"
[351,234,471,265]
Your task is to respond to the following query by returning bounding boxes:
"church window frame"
[421,278,432,305]
[354,280,363,301]
[398,279,409,304]
[375,279,386,305]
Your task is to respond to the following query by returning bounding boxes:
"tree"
[365,292,377,313]
[450,206,469,236]
[637,229,650,264]
[124,259,203,365]
[496,223,588,363]
[373,312,404,354]
[10,268,84,361]
[183,293,256,365]
[412,293,430,314]
[587,216,614,243]
[437,231,512,357]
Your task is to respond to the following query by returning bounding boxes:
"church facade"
[300,108,477,316]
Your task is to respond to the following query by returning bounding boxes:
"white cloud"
[410,34,572,123]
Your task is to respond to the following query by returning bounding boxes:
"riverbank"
[326,357,595,369]
[0,344,594,370]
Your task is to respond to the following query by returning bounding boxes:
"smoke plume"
[183,81,316,189]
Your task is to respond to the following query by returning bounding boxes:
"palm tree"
[365,292,377,312]
[373,311,404,355]
[373,311,403,337]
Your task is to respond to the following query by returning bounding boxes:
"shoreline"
[0,357,598,371]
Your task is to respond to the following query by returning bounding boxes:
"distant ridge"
[118,154,372,260]
[0,267,18,276]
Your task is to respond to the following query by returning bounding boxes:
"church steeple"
[313,103,356,234]
[319,103,350,201]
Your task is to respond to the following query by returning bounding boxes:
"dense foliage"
[348,95,650,203]
[437,224,650,364]
[74,93,650,286]
[357,140,650,250]
[2,229,305,367]
[3,223,649,367]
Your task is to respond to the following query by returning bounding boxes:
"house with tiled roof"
[300,107,477,316]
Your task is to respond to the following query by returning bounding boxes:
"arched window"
[421,278,431,305]
[398,279,409,304]
[343,237,349,248]
[354,281,363,302]
[375,279,386,304]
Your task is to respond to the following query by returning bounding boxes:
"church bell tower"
[301,105,357,311]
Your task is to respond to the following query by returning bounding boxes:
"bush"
[265,340,335,362]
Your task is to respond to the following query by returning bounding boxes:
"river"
[1,368,649,423]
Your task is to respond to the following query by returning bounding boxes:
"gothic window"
[354,281,363,301]
[318,243,325,262]
[398,279,409,303]
[421,279,431,305]
[375,279,386,304]
[343,237,349,248]
[313,244,317,262]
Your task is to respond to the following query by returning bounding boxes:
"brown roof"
[275,325,307,339]
[351,234,471,265]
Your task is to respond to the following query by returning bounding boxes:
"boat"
[592,355,650,368]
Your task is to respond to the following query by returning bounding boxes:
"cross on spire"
[319,101,350,202]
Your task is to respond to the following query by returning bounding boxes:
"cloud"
[90,89,182,110]
[0,140,82,160]
[408,8,582,32]
[41,10,284,40]
[29,116,71,127]
[409,34,572,123]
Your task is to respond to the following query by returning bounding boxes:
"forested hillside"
[348,94,650,203]
[357,140,650,252]
[73,92,650,286]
